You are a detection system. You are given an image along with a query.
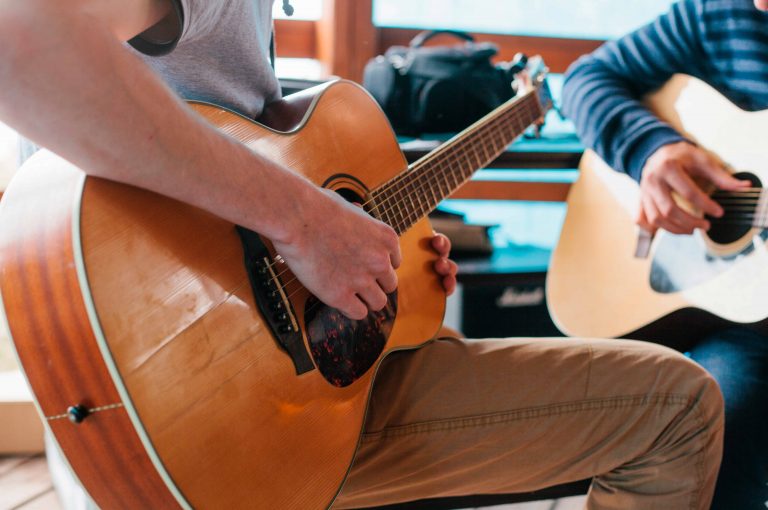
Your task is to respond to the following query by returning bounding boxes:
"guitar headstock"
[511,54,553,116]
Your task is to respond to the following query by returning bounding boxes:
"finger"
[666,167,723,218]
[339,295,369,321]
[388,239,402,270]
[431,232,452,256]
[643,191,689,234]
[377,269,398,294]
[434,256,458,277]
[650,181,709,233]
[655,187,709,234]
[442,274,457,296]
[692,153,753,191]
[357,284,388,313]
[434,257,458,295]
[635,207,656,234]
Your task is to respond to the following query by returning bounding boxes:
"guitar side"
[548,75,768,338]
[0,80,445,509]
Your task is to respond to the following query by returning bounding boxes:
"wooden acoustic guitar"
[0,72,549,509]
[547,74,768,340]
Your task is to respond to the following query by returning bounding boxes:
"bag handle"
[410,30,474,48]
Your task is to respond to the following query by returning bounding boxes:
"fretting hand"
[431,232,458,296]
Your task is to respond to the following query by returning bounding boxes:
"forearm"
[0,2,312,243]
[562,56,685,180]
[561,0,707,180]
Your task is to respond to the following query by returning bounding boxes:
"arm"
[0,0,400,319]
[561,0,709,181]
[561,0,748,233]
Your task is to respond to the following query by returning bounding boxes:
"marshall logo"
[496,286,545,308]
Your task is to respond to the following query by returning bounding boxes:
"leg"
[689,327,768,510]
[334,337,723,510]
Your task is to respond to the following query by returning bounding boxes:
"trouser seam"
[689,396,707,510]
[361,393,693,444]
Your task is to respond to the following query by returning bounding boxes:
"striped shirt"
[561,0,768,181]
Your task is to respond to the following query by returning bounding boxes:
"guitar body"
[0,80,445,509]
[548,75,768,339]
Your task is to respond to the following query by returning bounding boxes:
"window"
[273,0,324,79]
[273,0,323,20]
[373,0,675,40]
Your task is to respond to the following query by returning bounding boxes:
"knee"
[661,348,725,432]
[622,340,724,424]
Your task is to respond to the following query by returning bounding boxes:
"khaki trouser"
[334,337,724,509]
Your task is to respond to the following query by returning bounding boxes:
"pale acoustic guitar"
[547,74,768,341]
[0,69,549,508]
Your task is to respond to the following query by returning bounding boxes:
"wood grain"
[0,150,185,509]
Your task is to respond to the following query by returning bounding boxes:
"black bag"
[363,30,525,136]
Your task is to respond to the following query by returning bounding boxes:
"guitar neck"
[369,90,543,235]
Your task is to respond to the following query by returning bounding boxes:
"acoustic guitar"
[547,75,768,340]
[0,71,549,509]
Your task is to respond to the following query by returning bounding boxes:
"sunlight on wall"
[0,123,16,371]
[273,0,323,20]
[373,0,674,39]
[0,123,17,192]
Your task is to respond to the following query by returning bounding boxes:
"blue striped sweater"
[561,0,768,181]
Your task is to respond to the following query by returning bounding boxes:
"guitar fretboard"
[369,90,543,235]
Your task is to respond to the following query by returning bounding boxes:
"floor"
[0,455,60,510]
[0,453,586,510]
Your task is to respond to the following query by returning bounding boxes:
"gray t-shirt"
[21,0,281,164]
[131,0,282,119]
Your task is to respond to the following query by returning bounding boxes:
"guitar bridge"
[236,226,315,375]
[258,256,300,334]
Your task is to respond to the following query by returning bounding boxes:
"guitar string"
[262,104,538,323]
[265,98,766,322]
[274,119,522,308]
[272,174,763,315]
[267,191,765,328]
[249,96,541,323]
[262,98,538,288]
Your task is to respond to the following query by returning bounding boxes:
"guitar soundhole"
[304,291,397,387]
[649,171,766,294]
[706,171,761,245]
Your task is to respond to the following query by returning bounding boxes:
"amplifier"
[460,272,563,338]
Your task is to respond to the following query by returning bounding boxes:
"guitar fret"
[406,190,419,227]
[391,183,408,232]
[425,167,440,207]
[372,91,542,235]
[368,191,385,223]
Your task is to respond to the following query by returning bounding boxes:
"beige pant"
[334,337,724,509]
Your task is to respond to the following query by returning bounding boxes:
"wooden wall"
[274,0,603,82]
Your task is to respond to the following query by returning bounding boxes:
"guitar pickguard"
[650,229,768,293]
[305,292,397,388]
[651,171,767,294]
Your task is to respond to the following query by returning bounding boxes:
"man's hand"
[637,141,751,234]
[271,188,401,321]
[431,232,458,296]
